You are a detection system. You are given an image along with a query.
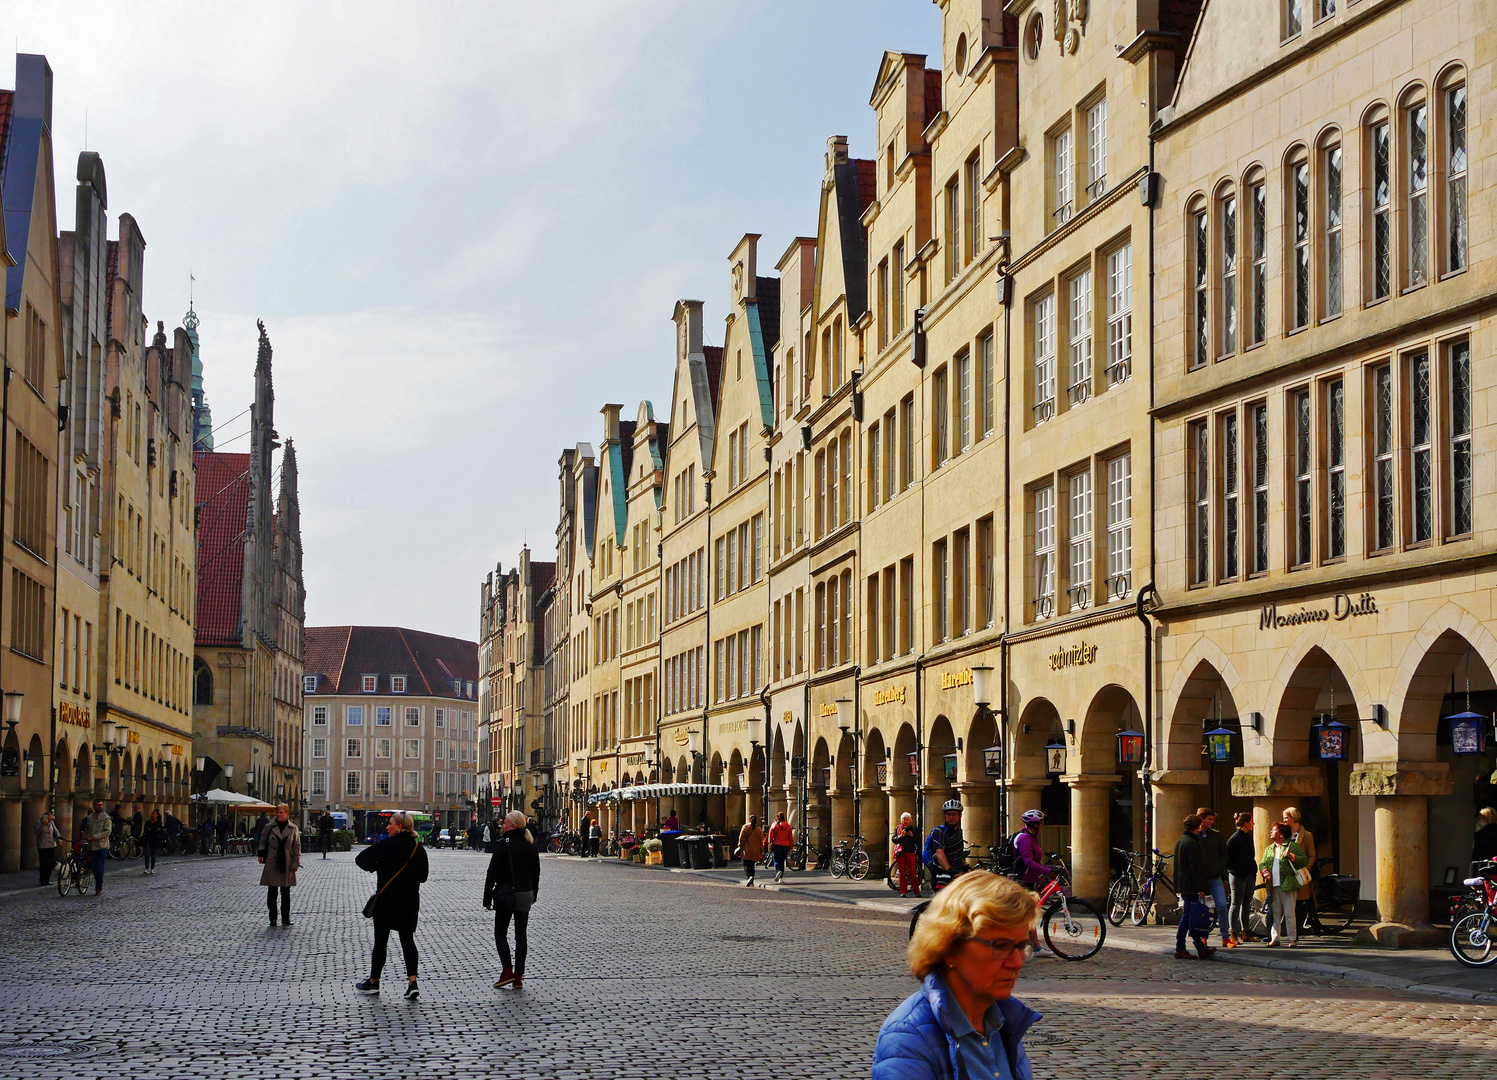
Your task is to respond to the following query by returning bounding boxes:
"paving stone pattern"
[0,851,1495,1079]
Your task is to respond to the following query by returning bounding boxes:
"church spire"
[187,299,214,450]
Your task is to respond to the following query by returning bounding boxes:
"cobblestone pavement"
[1,850,1496,1079]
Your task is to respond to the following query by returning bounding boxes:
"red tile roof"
[194,450,252,647]
[303,626,479,699]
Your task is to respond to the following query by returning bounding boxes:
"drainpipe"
[800,679,810,854]
[758,683,771,822]
[1135,582,1159,852]
[998,250,1013,844]
[914,653,925,841]
[851,664,861,845]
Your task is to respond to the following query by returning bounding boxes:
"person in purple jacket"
[1013,810,1047,885]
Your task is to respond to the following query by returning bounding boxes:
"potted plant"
[643,837,664,865]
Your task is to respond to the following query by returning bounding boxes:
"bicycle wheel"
[545,837,561,854]
[787,846,806,871]
[1450,912,1497,967]
[848,849,870,881]
[1314,900,1356,935]
[54,862,68,896]
[886,862,901,892]
[1247,895,1270,939]
[1129,881,1155,926]
[1106,876,1136,927]
[829,853,846,879]
[128,838,141,860]
[73,865,90,895]
[1044,897,1106,961]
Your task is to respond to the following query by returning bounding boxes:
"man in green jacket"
[1173,814,1215,960]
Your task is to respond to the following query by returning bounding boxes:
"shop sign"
[818,702,838,718]
[59,702,91,728]
[719,719,747,736]
[1259,592,1377,631]
[940,668,973,690]
[874,686,907,706]
[1048,641,1098,671]
[127,730,140,745]
[673,730,689,746]
[624,753,646,766]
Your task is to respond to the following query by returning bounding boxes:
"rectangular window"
[946,176,962,282]
[932,365,949,468]
[900,395,915,490]
[303,675,318,694]
[1192,210,1209,367]
[346,706,363,726]
[1033,293,1056,422]
[362,675,377,693]
[878,258,890,350]
[1222,414,1240,580]
[345,772,361,797]
[1249,182,1267,345]
[403,771,420,797]
[954,527,971,635]
[405,706,420,727]
[23,304,45,392]
[391,675,406,693]
[346,739,362,759]
[1449,341,1472,535]
[1373,364,1395,550]
[435,708,445,729]
[375,707,391,726]
[955,350,972,453]
[898,557,914,654]
[1447,85,1467,273]
[752,624,763,692]
[375,771,392,797]
[1068,269,1093,405]
[966,154,982,263]
[1221,195,1238,354]
[1086,97,1107,199]
[932,540,948,643]
[1409,102,1429,287]
[977,515,995,626]
[979,332,995,437]
[1316,0,1335,19]
[434,772,443,798]
[376,738,392,759]
[312,738,327,759]
[1068,470,1093,610]
[1293,389,1313,566]
[1292,162,1310,329]
[1327,380,1346,559]
[1106,244,1132,385]
[312,705,328,725]
[1053,127,1074,226]
[1324,146,1343,316]
[1192,421,1210,584]
[893,240,906,332]
[12,435,47,558]
[1251,403,1270,572]
[715,537,725,599]
[1106,454,1132,600]
[1409,352,1433,543]
[1285,0,1302,37]
[1033,485,1056,618]
[869,424,882,510]
[311,771,327,797]
[1372,122,1392,299]
[405,738,420,760]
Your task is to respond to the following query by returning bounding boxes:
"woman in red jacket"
[766,812,794,883]
[892,813,921,897]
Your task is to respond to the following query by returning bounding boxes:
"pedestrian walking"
[483,810,540,991]
[257,803,302,927]
[355,811,429,1000]
[215,814,231,856]
[588,817,602,858]
[318,807,335,859]
[1172,814,1214,960]
[1195,807,1230,947]
[1473,807,1497,866]
[766,811,793,883]
[736,815,764,886]
[141,809,165,876]
[80,799,112,895]
[1223,812,1257,946]
[1259,822,1306,947]
[130,806,144,839]
[1282,805,1316,931]
[34,811,63,886]
[199,816,214,855]
[872,871,1042,1080]
[481,820,492,853]
[892,813,921,897]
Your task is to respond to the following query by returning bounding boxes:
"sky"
[9,1,942,642]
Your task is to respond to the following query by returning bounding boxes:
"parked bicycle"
[1449,859,1497,967]
[1127,849,1176,926]
[828,836,870,881]
[1106,847,1147,926]
[1245,859,1359,937]
[55,843,90,896]
[108,834,140,861]
[786,827,830,872]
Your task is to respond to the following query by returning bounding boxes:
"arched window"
[194,659,213,706]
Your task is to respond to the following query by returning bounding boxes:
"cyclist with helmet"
[1014,809,1048,886]
[922,800,968,888]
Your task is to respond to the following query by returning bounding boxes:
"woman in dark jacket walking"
[483,810,540,990]
[355,812,430,1000]
[141,809,166,876]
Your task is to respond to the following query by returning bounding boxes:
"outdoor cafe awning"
[196,789,277,811]
[586,783,730,807]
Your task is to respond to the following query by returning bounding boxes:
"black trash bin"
[680,835,704,869]
[661,832,683,867]
[709,835,729,868]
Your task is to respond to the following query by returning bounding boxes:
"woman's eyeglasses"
[967,937,1034,963]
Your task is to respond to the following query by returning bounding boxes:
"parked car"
[434,828,460,849]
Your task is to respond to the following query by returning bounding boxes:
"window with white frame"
[303,675,317,694]
[405,707,420,727]
[1447,83,1467,273]
[1284,0,1302,38]
[311,770,326,797]
[376,738,392,759]
[1107,454,1132,600]
[434,739,445,761]
[346,705,363,726]
[434,772,443,798]
[932,365,949,467]
[375,770,392,797]
[345,771,361,796]
[1068,470,1093,610]
[391,675,406,693]
[375,707,391,726]
[435,708,445,729]
[933,539,948,642]
[312,705,327,726]
[405,738,421,760]
[1086,97,1107,199]
[979,332,995,437]
[1053,127,1074,226]
[361,675,377,693]
[346,738,362,759]
[1106,244,1132,385]
[955,349,972,453]
[1033,484,1055,618]
[312,738,327,759]
[403,771,420,797]
[1068,269,1092,404]
[1033,293,1056,422]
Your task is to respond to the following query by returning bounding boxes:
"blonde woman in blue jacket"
[1258,822,1307,947]
[873,872,1041,1080]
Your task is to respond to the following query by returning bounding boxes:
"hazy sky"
[10,2,940,641]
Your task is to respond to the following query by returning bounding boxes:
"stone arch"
[1267,640,1365,765]
[891,723,917,789]
[24,733,45,793]
[834,730,855,792]
[811,736,831,792]
[1387,603,1497,761]
[926,715,957,787]
[863,726,887,787]
[728,749,744,790]
[54,737,73,798]
[75,743,92,796]
[1014,698,1061,781]
[1077,684,1140,775]
[1165,636,1250,731]
[769,724,785,788]
[194,657,213,705]
[708,751,724,785]
[963,707,998,783]
[1165,659,1243,771]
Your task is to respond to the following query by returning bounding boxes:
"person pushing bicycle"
[923,800,968,890]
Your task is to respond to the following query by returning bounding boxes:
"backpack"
[992,831,1024,873]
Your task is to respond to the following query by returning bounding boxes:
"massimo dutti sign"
[1259,592,1378,631]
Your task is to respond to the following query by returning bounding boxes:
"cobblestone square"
[1,851,1496,1079]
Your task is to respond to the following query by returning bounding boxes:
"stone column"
[55,798,74,848]
[860,787,889,872]
[888,788,918,838]
[1067,775,1119,901]
[1150,770,1211,860]
[726,790,746,835]
[0,798,21,872]
[20,796,40,870]
[957,782,997,854]
[830,792,854,845]
[1350,762,1451,946]
[1003,780,1049,842]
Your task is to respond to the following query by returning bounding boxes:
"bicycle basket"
[1315,874,1360,904]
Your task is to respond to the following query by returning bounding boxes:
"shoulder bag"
[363,840,417,919]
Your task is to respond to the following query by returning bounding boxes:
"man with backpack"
[922,800,968,891]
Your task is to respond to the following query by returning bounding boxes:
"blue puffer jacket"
[872,974,1040,1080]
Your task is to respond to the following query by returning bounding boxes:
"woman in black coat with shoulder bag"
[484,810,540,991]
[355,812,430,1000]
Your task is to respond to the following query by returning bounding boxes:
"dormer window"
[303,675,318,694]
[391,675,407,694]
[361,675,377,693]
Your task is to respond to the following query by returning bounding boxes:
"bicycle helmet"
[1021,809,1045,825]
[941,799,963,813]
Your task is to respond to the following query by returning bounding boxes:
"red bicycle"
[1032,855,1107,961]
[1449,859,1497,968]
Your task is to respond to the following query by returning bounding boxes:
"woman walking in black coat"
[483,810,540,991]
[355,812,430,1000]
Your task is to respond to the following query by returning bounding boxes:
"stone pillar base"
[1354,922,1447,949]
